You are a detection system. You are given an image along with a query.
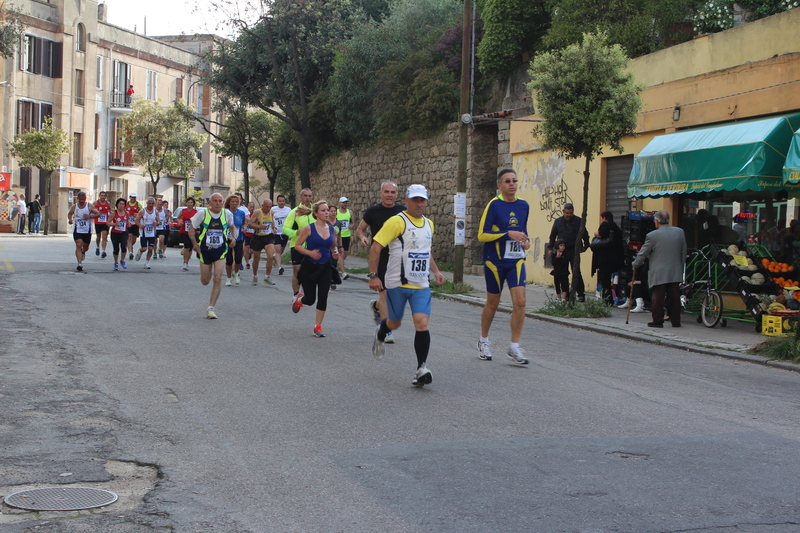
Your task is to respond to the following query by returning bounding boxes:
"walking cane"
[625,267,636,325]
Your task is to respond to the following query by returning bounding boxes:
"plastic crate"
[762,314,799,337]
[743,295,764,318]
[735,279,780,297]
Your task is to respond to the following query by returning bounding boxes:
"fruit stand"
[709,242,798,333]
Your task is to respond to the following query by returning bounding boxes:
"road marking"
[0,258,15,272]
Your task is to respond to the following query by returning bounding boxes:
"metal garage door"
[605,155,633,217]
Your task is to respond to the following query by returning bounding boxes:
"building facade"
[0,0,254,232]
[508,7,800,287]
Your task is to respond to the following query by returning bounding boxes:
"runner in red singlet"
[179,197,198,271]
[94,191,111,258]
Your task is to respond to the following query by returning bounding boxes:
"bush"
[749,337,800,364]
[536,296,612,318]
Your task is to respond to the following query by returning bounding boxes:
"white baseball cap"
[130,192,137,197]
[406,184,429,200]
[339,197,348,203]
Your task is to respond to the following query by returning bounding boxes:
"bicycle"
[679,248,725,328]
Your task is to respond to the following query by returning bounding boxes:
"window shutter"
[17,100,23,134]
[201,85,210,115]
[52,42,63,78]
[175,78,183,102]
[32,37,42,74]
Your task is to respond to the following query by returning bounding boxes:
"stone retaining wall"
[309,123,499,269]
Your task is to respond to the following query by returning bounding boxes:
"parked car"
[167,207,187,247]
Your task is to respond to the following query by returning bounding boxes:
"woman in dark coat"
[591,211,625,305]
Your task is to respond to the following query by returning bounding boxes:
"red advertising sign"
[0,172,10,192]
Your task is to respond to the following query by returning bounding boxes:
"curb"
[350,273,800,374]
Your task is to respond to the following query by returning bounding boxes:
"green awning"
[783,128,800,184]
[628,113,800,198]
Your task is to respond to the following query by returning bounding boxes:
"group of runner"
[69,174,531,386]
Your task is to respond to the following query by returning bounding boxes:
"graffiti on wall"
[539,180,573,222]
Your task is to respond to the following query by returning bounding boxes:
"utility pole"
[453,0,473,284]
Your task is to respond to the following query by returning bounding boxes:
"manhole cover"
[4,487,118,511]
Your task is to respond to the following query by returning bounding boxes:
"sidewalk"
[342,255,800,373]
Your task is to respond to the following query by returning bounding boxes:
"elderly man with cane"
[631,210,687,328]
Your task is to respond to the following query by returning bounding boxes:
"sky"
[102,0,233,38]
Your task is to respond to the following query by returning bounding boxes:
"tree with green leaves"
[249,110,288,201]
[544,0,702,58]
[329,0,461,146]
[0,2,24,59]
[476,0,550,81]
[8,117,70,235]
[179,98,256,203]
[206,0,364,190]
[527,32,642,300]
[119,99,206,197]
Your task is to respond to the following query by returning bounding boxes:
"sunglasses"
[503,179,519,183]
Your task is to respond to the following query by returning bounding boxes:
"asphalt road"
[1,236,799,533]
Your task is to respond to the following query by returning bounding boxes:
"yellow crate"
[762,315,799,336]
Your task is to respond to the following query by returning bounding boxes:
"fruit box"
[762,315,799,337]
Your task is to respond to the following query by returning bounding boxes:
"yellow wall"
[510,8,800,288]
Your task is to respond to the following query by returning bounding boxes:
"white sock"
[510,342,520,350]
[480,336,489,343]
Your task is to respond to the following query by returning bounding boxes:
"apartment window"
[112,60,130,107]
[217,157,223,184]
[16,100,38,133]
[146,70,158,101]
[20,35,35,72]
[73,133,82,168]
[75,69,85,106]
[20,35,61,78]
[76,23,86,52]
[40,103,53,125]
[96,55,103,90]
[231,156,243,172]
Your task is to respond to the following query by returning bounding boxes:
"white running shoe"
[412,363,432,386]
[252,276,258,286]
[206,306,217,319]
[507,346,529,365]
[135,250,142,261]
[144,262,151,269]
[385,331,395,344]
[225,278,232,286]
[182,263,189,271]
[477,340,493,360]
[342,272,349,280]
[234,272,240,285]
[263,276,275,285]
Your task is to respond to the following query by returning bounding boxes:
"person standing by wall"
[28,194,42,235]
[631,210,687,328]
[590,211,625,305]
[16,194,27,234]
[548,202,589,302]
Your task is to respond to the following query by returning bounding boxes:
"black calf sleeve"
[414,330,430,368]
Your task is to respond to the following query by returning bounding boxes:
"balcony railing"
[108,149,135,168]
[110,91,134,108]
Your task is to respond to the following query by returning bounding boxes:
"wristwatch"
[368,272,378,278]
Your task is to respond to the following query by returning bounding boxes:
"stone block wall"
[309,123,499,267]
